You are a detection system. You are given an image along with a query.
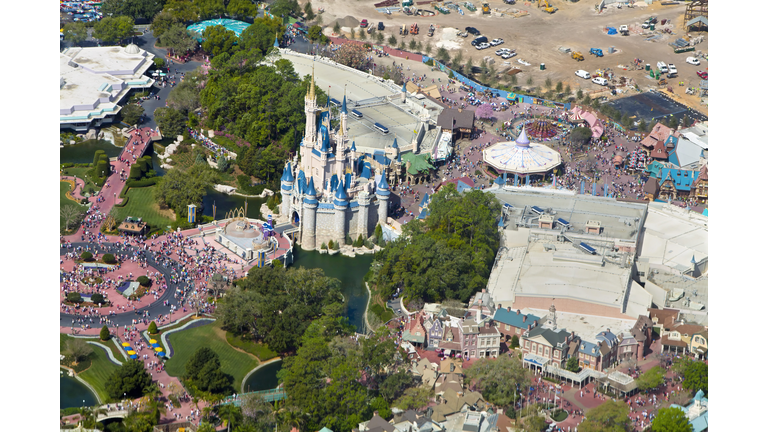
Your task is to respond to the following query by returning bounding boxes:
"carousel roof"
[482,129,562,175]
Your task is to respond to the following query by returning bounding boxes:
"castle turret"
[349,140,357,174]
[304,63,318,148]
[401,81,407,103]
[357,191,371,240]
[340,90,348,140]
[301,177,318,250]
[376,174,390,223]
[333,180,349,244]
[280,162,295,218]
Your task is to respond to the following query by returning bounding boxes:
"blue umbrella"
[151,343,160,348]
[157,352,166,357]
[129,355,138,359]
[123,346,132,351]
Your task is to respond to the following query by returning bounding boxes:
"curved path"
[60,241,188,330]
[61,176,87,201]
[241,357,283,394]
[157,317,215,358]
[86,341,124,366]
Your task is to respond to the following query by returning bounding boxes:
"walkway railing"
[217,388,287,406]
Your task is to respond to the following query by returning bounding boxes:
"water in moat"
[292,248,374,334]
[243,360,283,393]
[60,371,98,409]
[60,139,122,164]
[202,188,267,220]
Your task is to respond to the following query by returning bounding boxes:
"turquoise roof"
[187,19,251,42]
[660,168,700,191]
[392,137,398,149]
[350,141,356,151]
[341,95,347,114]
[492,308,540,329]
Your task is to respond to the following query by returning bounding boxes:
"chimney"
[517,309,520,315]
[508,306,512,312]
[606,328,611,334]
[523,316,527,323]
[373,410,379,418]
[527,324,531,331]
[485,322,490,328]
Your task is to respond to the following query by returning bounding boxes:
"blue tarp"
[607,27,617,35]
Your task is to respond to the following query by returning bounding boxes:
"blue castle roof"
[333,179,348,206]
[303,177,318,204]
[350,141,356,152]
[341,94,347,114]
[392,138,398,149]
[377,175,390,196]
[297,170,307,194]
[360,162,372,180]
[319,123,331,152]
[281,163,294,183]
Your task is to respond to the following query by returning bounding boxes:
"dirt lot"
[308,0,707,114]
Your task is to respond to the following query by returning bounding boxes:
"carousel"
[523,119,561,139]
[482,128,562,176]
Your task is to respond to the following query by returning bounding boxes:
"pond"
[202,188,267,221]
[292,248,374,334]
[60,371,98,409]
[243,360,283,393]
[60,139,122,165]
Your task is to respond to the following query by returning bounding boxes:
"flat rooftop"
[639,204,708,271]
[490,187,648,242]
[60,54,122,114]
[346,103,421,152]
[521,307,636,344]
[65,46,152,75]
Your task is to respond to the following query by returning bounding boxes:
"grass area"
[225,331,278,361]
[60,334,122,403]
[61,182,87,233]
[551,409,568,422]
[211,135,243,154]
[114,185,175,233]
[61,166,100,194]
[164,321,260,391]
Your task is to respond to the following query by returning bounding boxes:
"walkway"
[61,175,87,201]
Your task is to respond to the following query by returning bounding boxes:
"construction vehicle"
[410,23,419,35]
[619,25,629,35]
[400,24,408,35]
[482,2,491,13]
[537,0,557,13]
[589,48,604,57]
[571,51,584,61]
[427,24,435,37]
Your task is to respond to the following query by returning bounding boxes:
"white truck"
[619,25,629,35]
[667,64,678,77]
[657,61,668,74]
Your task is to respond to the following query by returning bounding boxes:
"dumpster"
[645,64,650,71]
[540,63,545,70]
[650,24,655,31]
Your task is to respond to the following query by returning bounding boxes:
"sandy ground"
[309,0,708,115]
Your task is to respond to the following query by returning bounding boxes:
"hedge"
[80,251,93,262]
[102,253,117,264]
[137,276,151,287]
[114,177,160,208]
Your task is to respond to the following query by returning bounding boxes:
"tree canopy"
[652,407,693,432]
[154,106,187,137]
[227,0,257,20]
[465,355,529,407]
[270,0,301,18]
[106,360,154,400]
[682,361,707,396]
[102,0,164,21]
[636,366,665,392]
[202,25,238,57]
[159,22,197,55]
[153,163,217,215]
[375,184,501,303]
[578,400,632,432]
[63,22,88,45]
[93,15,135,44]
[184,347,233,394]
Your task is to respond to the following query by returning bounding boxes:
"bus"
[373,122,389,134]
[350,109,363,119]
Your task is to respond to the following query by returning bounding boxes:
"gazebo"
[482,129,562,177]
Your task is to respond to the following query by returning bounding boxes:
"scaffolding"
[684,0,708,32]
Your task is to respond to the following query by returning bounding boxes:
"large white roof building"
[60,44,155,132]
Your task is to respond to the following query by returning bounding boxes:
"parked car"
[575,70,591,79]
[471,36,488,46]
[360,19,368,28]
[490,38,504,46]
[465,26,481,35]
[697,71,708,79]
[495,49,507,56]
[592,77,608,86]
[378,22,385,30]
[475,42,491,50]
[501,52,516,59]
[686,57,700,65]
[656,61,668,73]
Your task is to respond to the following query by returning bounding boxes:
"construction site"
[314,0,708,114]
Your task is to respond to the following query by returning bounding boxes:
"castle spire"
[308,62,316,101]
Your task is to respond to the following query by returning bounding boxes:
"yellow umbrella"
[122,342,130,347]
[154,347,163,352]
[149,339,157,344]
[127,351,136,355]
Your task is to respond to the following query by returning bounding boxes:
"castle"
[279,65,398,250]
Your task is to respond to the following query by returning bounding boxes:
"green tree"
[148,321,158,334]
[102,0,164,21]
[669,115,679,130]
[579,400,631,432]
[153,107,186,137]
[121,103,144,126]
[425,42,432,56]
[510,334,520,349]
[91,293,105,304]
[388,34,397,46]
[636,366,665,392]
[570,126,593,147]
[193,0,226,20]
[408,39,416,51]
[66,338,93,363]
[150,10,178,40]
[436,47,450,64]
[202,25,238,57]
[159,23,197,56]
[100,325,111,341]
[81,251,94,261]
[544,77,553,88]
[153,163,217,215]
[577,88,584,99]
[639,119,648,133]
[93,15,135,44]
[67,292,83,303]
[465,355,528,407]
[162,0,199,23]
[238,16,285,55]
[63,22,88,46]
[555,81,563,92]
[307,25,322,41]
[565,356,579,372]
[106,360,153,400]
[375,32,384,44]
[333,21,341,35]
[379,369,415,402]
[304,2,316,21]
[652,407,693,432]
[522,415,547,432]
[227,0,257,20]
[393,387,433,411]
[526,75,533,86]
[682,361,707,396]
[270,0,301,18]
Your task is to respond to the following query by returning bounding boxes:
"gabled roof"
[525,326,570,348]
[660,168,700,191]
[492,308,540,329]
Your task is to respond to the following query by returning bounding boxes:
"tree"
[270,0,301,18]
[398,40,406,50]
[80,251,94,261]
[555,81,564,93]
[436,47,450,64]
[63,22,88,45]
[154,107,186,137]
[393,386,433,411]
[577,88,584,100]
[652,407,693,432]
[91,293,105,304]
[202,25,238,57]
[452,51,464,69]
[121,103,144,126]
[166,68,203,114]
[578,400,631,432]
[66,338,94,363]
[137,276,151,287]
[544,77,553,88]
[106,360,154,400]
[465,355,528,407]
[102,0,164,21]
[148,321,158,334]
[307,25,322,41]
[102,253,117,264]
[151,11,180,40]
[60,205,84,232]
[379,369,414,402]
[227,0,257,20]
[100,325,111,341]
[375,32,384,44]
[160,23,197,56]
[565,356,579,372]
[238,16,285,55]
[669,115,679,130]
[510,334,520,349]
[526,75,533,86]
[425,42,432,56]
[682,361,707,396]
[93,16,135,44]
[409,39,416,50]
[570,126,593,147]
[388,34,397,46]
[475,103,494,120]
[522,415,547,432]
[304,2,316,21]
[154,163,217,215]
[67,292,83,303]
[193,0,226,20]
[333,21,341,35]
[331,43,370,71]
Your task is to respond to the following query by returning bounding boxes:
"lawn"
[60,182,87,233]
[61,166,100,194]
[225,331,278,361]
[114,185,175,233]
[211,135,243,154]
[60,334,122,403]
[164,321,260,392]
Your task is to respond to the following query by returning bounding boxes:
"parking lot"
[312,0,707,114]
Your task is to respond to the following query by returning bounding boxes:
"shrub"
[102,253,116,264]
[129,165,143,180]
[332,241,340,251]
[96,159,110,178]
[100,325,110,341]
[67,292,83,303]
[91,293,105,304]
[137,276,151,287]
[345,234,353,245]
[328,240,334,249]
[321,242,328,249]
[148,321,158,334]
[93,150,106,167]
[510,335,520,349]
[80,251,94,262]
